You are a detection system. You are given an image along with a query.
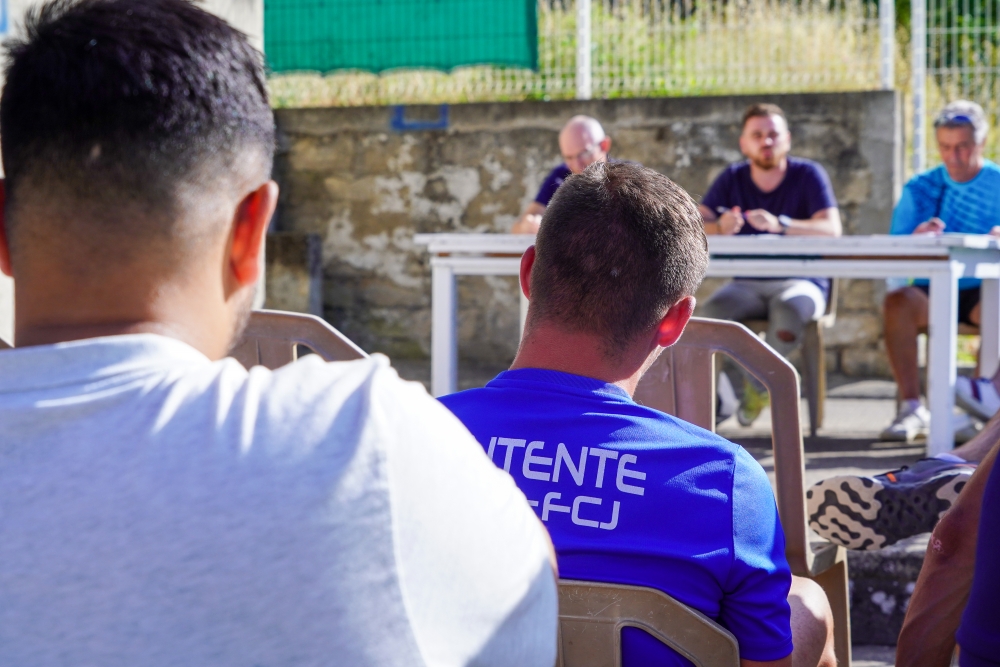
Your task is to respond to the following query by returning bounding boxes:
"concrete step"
[848,534,927,646]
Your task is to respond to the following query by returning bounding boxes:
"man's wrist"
[777,215,792,234]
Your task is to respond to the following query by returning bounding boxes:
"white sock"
[903,398,922,413]
[933,453,966,463]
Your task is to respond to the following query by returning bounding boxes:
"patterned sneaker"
[807,458,977,550]
[879,404,930,443]
[737,380,769,427]
[956,376,1000,421]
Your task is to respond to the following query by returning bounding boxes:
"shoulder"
[904,164,948,192]
[979,160,1000,182]
[439,385,491,414]
[239,355,465,458]
[626,400,745,462]
[704,162,747,198]
[717,161,749,181]
[545,164,571,181]
[788,157,831,182]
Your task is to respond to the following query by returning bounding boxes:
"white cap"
[934,100,988,144]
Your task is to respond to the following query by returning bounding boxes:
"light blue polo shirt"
[891,160,1000,289]
[440,368,793,666]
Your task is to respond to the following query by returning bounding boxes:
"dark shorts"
[914,284,981,326]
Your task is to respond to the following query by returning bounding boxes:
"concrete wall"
[272,91,902,375]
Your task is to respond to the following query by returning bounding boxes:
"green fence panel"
[265,0,538,74]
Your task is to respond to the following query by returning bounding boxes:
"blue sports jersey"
[891,160,1000,289]
[440,368,794,666]
[534,164,572,206]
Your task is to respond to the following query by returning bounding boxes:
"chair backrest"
[558,580,739,667]
[633,317,813,576]
[231,310,367,370]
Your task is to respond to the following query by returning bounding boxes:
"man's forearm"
[784,211,842,237]
[896,441,999,666]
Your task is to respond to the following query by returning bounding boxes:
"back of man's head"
[529,162,708,355]
[1,0,274,260]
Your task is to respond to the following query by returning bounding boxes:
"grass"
[268,0,884,108]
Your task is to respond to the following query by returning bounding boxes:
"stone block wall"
[272,91,902,375]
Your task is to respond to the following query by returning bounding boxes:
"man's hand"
[989,226,1000,237]
[745,209,782,234]
[717,206,745,235]
[914,218,947,235]
[512,213,542,234]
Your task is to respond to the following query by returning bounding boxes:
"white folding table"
[414,233,1000,454]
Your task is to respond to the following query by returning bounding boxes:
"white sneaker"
[880,404,931,443]
[956,376,1000,421]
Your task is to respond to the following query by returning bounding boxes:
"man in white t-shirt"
[0,1,557,665]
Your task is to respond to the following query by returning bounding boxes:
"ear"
[519,245,536,300]
[0,179,10,278]
[600,136,612,153]
[228,180,278,292]
[654,296,696,348]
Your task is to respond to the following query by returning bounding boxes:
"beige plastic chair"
[230,310,367,369]
[743,279,838,436]
[558,580,739,667]
[634,317,851,667]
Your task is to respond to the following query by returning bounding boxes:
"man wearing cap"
[880,100,1000,443]
[511,115,613,234]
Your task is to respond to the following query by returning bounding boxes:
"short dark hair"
[742,103,786,129]
[1,0,274,237]
[530,162,708,354]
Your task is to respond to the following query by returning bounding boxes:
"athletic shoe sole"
[806,471,972,550]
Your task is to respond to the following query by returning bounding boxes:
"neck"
[510,321,657,396]
[948,157,984,183]
[749,156,788,192]
[12,264,238,359]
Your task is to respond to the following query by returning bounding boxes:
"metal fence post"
[911,0,927,172]
[576,0,592,100]
[879,0,895,89]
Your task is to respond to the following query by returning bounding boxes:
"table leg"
[927,263,960,455]
[431,262,457,397]
[980,278,1000,379]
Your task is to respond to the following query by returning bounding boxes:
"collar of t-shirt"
[0,333,210,394]
[486,368,632,402]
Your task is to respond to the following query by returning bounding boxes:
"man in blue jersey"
[442,161,837,667]
[698,104,842,426]
[806,101,998,554]
[510,115,612,234]
[880,100,1000,443]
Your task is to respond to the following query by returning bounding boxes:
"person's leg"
[788,576,837,667]
[951,290,1000,423]
[896,438,999,667]
[765,280,826,357]
[701,281,770,426]
[699,280,768,322]
[807,411,1000,551]
[883,286,930,402]
[953,405,1000,462]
